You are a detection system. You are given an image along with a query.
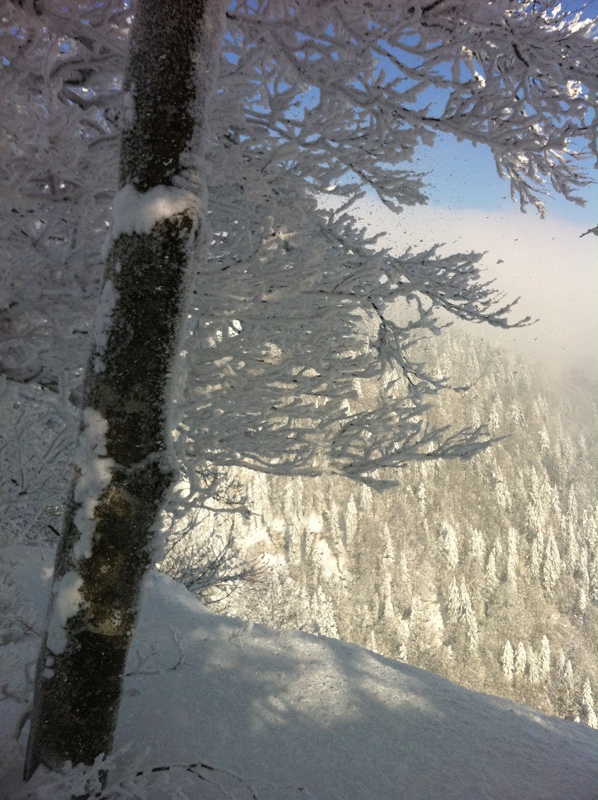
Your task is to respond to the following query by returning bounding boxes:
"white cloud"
[356,200,598,378]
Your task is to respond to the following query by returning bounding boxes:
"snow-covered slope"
[2,548,598,799]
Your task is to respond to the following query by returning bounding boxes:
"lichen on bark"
[25,0,225,779]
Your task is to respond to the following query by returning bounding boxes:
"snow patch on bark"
[72,408,115,560]
[102,184,203,259]
[92,278,119,373]
[46,572,85,655]
[123,87,135,129]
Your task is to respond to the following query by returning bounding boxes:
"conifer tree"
[514,642,527,684]
[447,579,461,624]
[527,648,540,687]
[542,532,562,595]
[344,494,358,550]
[461,581,479,655]
[502,641,515,684]
[486,548,499,592]
[506,527,519,587]
[440,522,459,571]
[582,680,598,729]
[539,636,551,679]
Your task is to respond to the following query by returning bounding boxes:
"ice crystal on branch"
[2,0,596,496]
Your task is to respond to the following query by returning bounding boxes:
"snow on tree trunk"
[25,0,224,779]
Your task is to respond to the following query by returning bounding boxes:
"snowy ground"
[1,546,597,799]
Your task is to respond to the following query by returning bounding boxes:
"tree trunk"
[25,0,224,779]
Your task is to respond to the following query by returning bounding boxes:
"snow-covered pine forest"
[158,330,598,727]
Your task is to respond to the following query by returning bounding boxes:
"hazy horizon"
[354,199,597,383]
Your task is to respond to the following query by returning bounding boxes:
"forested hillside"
[167,331,598,726]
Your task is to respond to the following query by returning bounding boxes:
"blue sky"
[409,132,597,227]
[279,1,597,228]
[355,0,598,377]
[398,0,598,228]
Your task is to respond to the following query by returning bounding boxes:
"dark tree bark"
[24,0,224,779]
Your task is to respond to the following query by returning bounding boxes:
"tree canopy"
[3,0,596,501]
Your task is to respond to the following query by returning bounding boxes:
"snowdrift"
[2,548,598,799]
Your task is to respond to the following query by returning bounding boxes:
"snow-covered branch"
[2,0,595,495]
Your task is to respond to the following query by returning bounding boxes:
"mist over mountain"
[354,200,598,382]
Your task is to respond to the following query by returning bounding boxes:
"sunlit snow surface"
[2,548,597,799]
